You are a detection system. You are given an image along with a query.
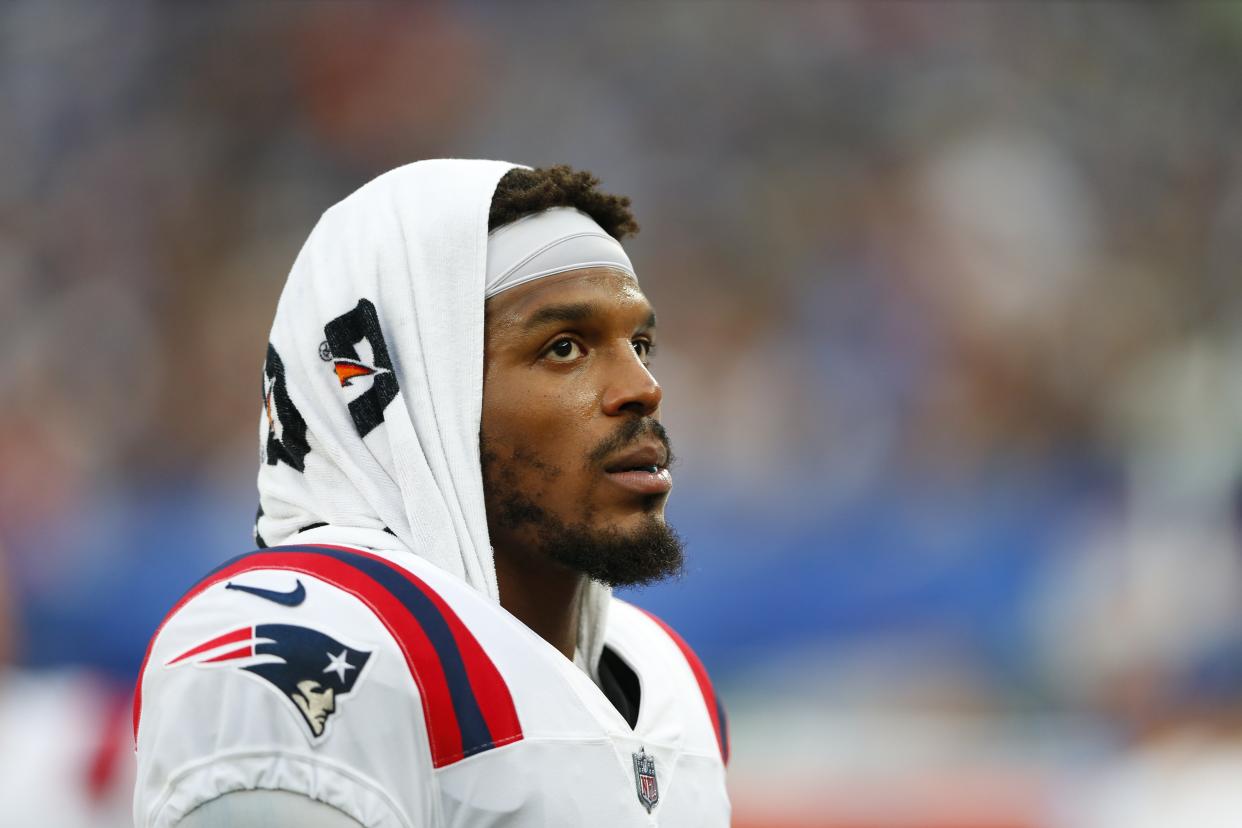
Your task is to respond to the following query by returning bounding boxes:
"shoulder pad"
[135,544,522,766]
[622,603,729,765]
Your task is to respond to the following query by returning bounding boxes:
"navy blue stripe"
[715,696,729,762]
[204,548,267,579]
[199,546,497,758]
[202,545,365,582]
[307,547,496,757]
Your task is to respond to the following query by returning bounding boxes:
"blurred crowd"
[3,3,1242,826]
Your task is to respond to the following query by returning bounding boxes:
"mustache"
[587,417,675,469]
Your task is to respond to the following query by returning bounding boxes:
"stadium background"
[4,3,1242,826]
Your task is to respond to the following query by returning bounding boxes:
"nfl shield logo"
[632,747,659,812]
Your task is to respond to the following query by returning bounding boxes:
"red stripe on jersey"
[638,608,730,764]
[134,546,521,768]
[135,552,462,762]
[201,644,254,663]
[166,626,252,665]
[308,544,523,758]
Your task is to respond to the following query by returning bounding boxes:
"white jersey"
[133,543,731,827]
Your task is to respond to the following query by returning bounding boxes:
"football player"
[134,161,730,826]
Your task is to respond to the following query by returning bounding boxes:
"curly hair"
[489,164,639,240]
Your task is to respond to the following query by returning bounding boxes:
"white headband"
[485,206,637,299]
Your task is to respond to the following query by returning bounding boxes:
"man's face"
[481,267,683,587]
[293,679,336,736]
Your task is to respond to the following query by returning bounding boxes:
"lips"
[603,443,672,495]
[604,443,668,473]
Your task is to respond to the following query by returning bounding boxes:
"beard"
[480,419,685,588]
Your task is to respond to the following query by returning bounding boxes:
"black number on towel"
[323,298,400,438]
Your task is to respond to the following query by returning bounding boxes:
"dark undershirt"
[597,646,641,729]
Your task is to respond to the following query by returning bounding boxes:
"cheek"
[530,389,598,464]
[482,372,597,454]
[481,392,604,510]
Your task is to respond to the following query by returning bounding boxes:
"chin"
[541,508,686,588]
[602,504,666,534]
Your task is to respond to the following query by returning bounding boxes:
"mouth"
[603,443,673,496]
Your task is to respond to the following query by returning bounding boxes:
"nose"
[601,342,662,417]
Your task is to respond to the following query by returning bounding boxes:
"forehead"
[484,267,652,328]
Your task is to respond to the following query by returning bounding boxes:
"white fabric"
[134,545,730,827]
[484,206,636,298]
[134,562,437,828]
[178,790,363,828]
[254,159,609,675]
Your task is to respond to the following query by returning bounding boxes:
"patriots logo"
[167,624,371,739]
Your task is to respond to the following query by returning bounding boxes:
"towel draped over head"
[255,159,611,675]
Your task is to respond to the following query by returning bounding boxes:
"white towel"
[254,159,610,676]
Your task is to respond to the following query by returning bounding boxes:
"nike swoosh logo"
[225,579,306,607]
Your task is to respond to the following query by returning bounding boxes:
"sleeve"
[133,567,439,828]
[177,790,365,828]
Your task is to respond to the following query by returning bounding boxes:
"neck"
[493,545,587,660]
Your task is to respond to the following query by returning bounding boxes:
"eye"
[632,338,654,363]
[545,337,584,362]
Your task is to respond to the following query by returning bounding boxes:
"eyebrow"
[522,302,657,331]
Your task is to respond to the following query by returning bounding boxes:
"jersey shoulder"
[133,544,521,828]
[607,599,730,765]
